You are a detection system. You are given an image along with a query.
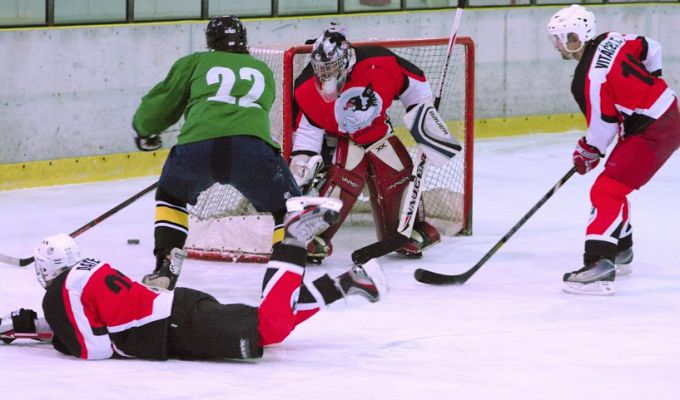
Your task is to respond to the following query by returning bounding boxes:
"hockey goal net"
[185,37,475,262]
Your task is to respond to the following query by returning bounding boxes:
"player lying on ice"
[288,23,462,263]
[0,197,387,360]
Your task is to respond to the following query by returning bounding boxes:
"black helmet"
[206,15,248,53]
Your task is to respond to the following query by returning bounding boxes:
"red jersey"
[572,32,676,154]
[292,46,433,153]
[42,258,174,360]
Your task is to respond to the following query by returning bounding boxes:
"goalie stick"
[351,0,465,266]
[414,167,577,285]
[0,181,158,267]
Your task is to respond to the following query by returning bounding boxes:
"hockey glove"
[290,152,324,192]
[11,308,37,333]
[134,132,162,152]
[573,137,603,175]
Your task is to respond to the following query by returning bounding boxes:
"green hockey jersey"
[133,51,279,149]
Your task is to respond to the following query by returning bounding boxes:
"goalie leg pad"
[366,136,413,241]
[315,140,369,244]
[403,101,462,168]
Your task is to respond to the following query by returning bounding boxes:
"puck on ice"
[127,239,140,245]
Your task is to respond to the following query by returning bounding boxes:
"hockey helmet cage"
[547,5,596,53]
[33,233,82,288]
[310,23,355,102]
[206,15,248,53]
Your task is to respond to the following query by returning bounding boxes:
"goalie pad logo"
[335,85,383,134]
[403,102,462,167]
[399,152,427,233]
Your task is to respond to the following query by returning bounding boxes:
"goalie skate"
[396,221,441,258]
[614,247,633,276]
[307,236,332,265]
[562,259,616,296]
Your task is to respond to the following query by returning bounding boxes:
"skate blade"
[562,280,615,296]
[142,275,171,291]
[615,264,633,276]
[286,196,343,212]
[362,259,389,298]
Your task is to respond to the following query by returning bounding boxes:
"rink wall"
[1,3,679,189]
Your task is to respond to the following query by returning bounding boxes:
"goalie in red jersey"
[289,23,461,263]
[547,5,680,295]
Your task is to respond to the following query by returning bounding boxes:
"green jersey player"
[132,16,301,289]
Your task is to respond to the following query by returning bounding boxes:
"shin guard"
[154,188,189,260]
[258,255,305,346]
[584,174,634,264]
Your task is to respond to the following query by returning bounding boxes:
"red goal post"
[185,36,475,263]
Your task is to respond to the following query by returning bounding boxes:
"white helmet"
[310,22,355,102]
[34,233,82,288]
[547,4,597,53]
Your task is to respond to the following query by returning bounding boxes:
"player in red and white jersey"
[2,197,387,360]
[290,23,460,263]
[547,5,680,295]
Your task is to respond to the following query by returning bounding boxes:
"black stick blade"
[413,268,467,285]
[351,233,409,265]
[19,257,35,267]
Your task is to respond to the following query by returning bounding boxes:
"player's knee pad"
[587,174,634,239]
[590,174,634,206]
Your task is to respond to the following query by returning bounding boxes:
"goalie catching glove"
[403,101,462,168]
[290,152,324,192]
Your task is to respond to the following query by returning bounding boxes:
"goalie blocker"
[403,101,462,168]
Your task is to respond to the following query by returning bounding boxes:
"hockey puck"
[127,239,140,245]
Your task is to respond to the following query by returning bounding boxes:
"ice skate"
[562,258,616,296]
[142,248,186,290]
[396,221,441,257]
[283,197,342,247]
[307,236,332,265]
[614,247,633,276]
[337,259,387,303]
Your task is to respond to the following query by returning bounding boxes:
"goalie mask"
[206,15,248,54]
[310,23,356,103]
[547,4,596,56]
[34,233,82,288]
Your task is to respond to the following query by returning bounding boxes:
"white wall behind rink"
[1,4,678,163]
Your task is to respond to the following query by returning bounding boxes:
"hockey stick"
[0,181,158,267]
[1,315,53,344]
[414,167,577,285]
[351,1,465,266]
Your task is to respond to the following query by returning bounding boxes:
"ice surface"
[1,132,679,399]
